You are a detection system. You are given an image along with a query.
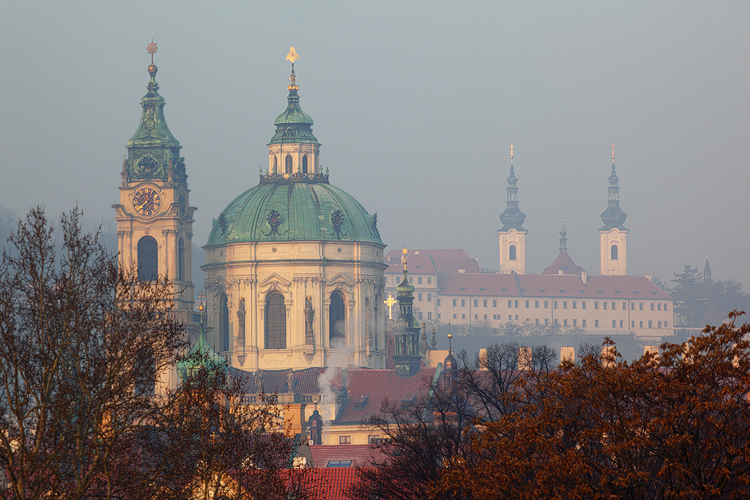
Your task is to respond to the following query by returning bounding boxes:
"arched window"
[265,293,286,349]
[302,155,308,173]
[285,155,293,174]
[509,244,517,261]
[611,244,619,260]
[178,237,185,282]
[220,293,229,352]
[329,292,346,347]
[273,156,278,173]
[137,236,158,281]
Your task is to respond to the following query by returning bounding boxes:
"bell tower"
[498,143,527,274]
[113,42,196,325]
[599,144,628,276]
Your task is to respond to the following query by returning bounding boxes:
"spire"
[542,217,585,276]
[269,46,318,145]
[600,143,628,230]
[127,41,180,150]
[442,330,457,391]
[704,255,712,284]
[499,143,526,231]
[124,41,182,184]
[393,248,421,378]
[559,216,567,251]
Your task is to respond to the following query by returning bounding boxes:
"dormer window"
[302,154,308,173]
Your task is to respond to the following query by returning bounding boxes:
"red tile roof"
[339,367,437,423]
[309,444,386,468]
[542,248,585,275]
[384,253,437,274]
[438,273,671,300]
[385,248,479,274]
[306,467,369,500]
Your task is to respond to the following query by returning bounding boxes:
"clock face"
[133,187,161,216]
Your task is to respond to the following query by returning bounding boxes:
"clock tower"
[113,42,196,325]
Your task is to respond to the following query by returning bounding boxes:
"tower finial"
[611,142,616,162]
[286,46,300,90]
[146,40,159,78]
[509,142,514,165]
[559,216,568,251]
[402,247,408,272]
[147,39,157,64]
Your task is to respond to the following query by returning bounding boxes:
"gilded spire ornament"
[286,46,300,90]
[286,46,300,64]
[611,142,616,162]
[147,39,158,63]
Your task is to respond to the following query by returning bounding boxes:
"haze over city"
[2,1,748,287]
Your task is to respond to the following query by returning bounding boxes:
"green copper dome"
[206,180,382,246]
[268,67,318,145]
[177,326,229,383]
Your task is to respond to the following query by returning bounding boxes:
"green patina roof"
[268,71,318,145]
[127,65,180,149]
[176,326,229,383]
[206,181,382,246]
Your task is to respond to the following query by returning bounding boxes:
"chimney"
[560,346,575,364]
[601,345,615,368]
[478,348,488,370]
[518,347,532,370]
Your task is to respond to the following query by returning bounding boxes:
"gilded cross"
[384,294,397,320]
[146,39,158,64]
[509,142,514,161]
[401,247,408,271]
[611,142,616,161]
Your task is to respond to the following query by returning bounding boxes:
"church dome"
[206,180,382,246]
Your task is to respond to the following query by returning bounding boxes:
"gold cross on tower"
[384,294,397,320]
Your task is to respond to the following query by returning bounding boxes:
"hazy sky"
[2,1,748,288]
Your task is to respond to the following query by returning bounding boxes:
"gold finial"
[611,142,616,162]
[286,46,300,90]
[509,142,514,164]
[286,46,300,64]
[401,248,408,271]
[147,39,158,64]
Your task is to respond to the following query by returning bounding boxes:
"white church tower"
[498,143,527,274]
[599,144,628,276]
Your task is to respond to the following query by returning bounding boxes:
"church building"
[116,45,387,377]
[384,146,674,339]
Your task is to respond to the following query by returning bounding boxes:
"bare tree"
[0,207,185,500]
[0,207,314,500]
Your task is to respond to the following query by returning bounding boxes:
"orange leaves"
[434,313,750,499]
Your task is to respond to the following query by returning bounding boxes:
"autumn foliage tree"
[434,312,750,499]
